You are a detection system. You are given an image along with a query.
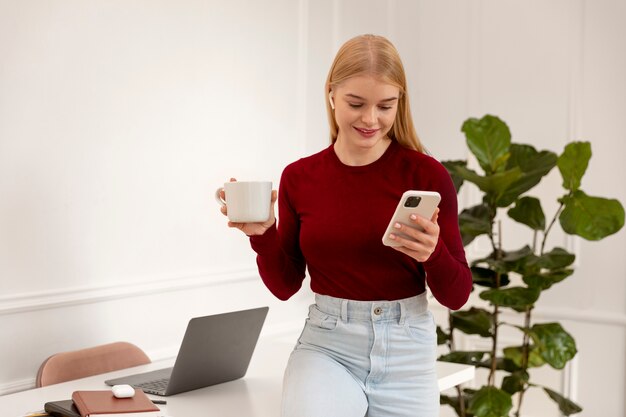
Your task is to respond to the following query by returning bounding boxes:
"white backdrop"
[1,1,625,416]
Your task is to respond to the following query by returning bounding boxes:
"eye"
[348,103,363,109]
[378,105,393,111]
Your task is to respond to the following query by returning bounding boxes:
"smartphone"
[382,190,441,247]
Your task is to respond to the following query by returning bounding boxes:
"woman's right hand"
[218,178,278,236]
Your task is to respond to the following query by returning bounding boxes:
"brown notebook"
[71,390,161,417]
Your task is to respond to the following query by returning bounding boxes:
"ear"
[328,91,335,110]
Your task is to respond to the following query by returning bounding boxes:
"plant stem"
[515,307,533,417]
[456,385,466,417]
[487,204,499,255]
[489,301,500,386]
[540,201,565,254]
[516,199,558,417]
[448,311,455,350]
[488,220,503,386]
[521,307,531,367]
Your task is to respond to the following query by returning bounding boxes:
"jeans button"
[374,307,383,315]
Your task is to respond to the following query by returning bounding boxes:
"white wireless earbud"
[328,92,335,110]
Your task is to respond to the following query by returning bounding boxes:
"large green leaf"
[557,141,591,191]
[468,386,513,417]
[448,164,522,199]
[437,325,450,345]
[442,159,467,193]
[472,252,508,274]
[507,196,545,231]
[497,144,558,207]
[502,246,538,275]
[559,190,625,240]
[529,323,577,369]
[492,357,523,373]
[529,247,576,269]
[523,269,574,290]
[459,204,493,246]
[451,308,493,337]
[503,345,545,368]
[502,245,534,262]
[462,115,512,175]
[471,266,510,288]
[501,370,529,395]
[441,393,475,417]
[543,387,583,415]
[479,286,541,312]
[473,247,537,276]
[439,351,489,366]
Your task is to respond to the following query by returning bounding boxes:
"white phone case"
[382,190,441,247]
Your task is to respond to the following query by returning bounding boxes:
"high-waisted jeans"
[282,292,439,417]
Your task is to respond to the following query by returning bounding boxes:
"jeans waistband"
[314,292,429,323]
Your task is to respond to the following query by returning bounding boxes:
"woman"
[221,34,472,417]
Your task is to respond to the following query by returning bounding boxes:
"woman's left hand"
[389,208,440,262]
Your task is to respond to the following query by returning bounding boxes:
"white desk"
[2,334,474,417]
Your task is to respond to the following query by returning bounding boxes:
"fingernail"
[394,222,401,229]
[389,234,396,240]
[410,214,417,220]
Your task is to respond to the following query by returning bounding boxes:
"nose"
[361,106,378,126]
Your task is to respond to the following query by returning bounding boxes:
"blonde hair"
[325,34,423,153]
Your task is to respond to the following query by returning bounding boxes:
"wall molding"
[0,378,34,397]
[0,267,259,316]
[529,305,626,328]
[431,300,626,329]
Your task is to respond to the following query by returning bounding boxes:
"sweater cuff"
[423,237,447,266]
[249,223,279,254]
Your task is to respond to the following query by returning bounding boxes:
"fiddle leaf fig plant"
[439,115,625,417]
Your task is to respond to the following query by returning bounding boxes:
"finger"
[393,221,430,243]
[390,242,432,262]
[389,222,438,252]
[229,177,237,182]
[430,207,440,223]
[410,213,438,235]
[220,205,228,216]
[227,221,245,231]
[271,189,278,202]
[388,230,426,249]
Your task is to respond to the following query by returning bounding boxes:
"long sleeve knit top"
[249,140,472,310]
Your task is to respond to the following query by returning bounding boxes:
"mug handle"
[215,187,226,206]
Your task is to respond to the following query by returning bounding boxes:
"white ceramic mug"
[215,181,272,223]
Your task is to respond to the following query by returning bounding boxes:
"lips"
[354,127,379,138]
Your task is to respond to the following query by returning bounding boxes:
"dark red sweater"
[249,141,472,310]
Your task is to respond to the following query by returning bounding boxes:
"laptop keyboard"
[135,378,169,392]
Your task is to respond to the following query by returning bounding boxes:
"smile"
[354,127,380,138]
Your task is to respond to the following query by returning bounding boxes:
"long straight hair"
[325,34,423,153]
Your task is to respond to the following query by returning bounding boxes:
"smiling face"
[331,75,400,164]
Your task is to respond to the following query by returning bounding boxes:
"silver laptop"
[105,306,269,396]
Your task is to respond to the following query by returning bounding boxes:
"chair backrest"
[36,341,151,387]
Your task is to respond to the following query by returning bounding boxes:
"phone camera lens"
[404,196,422,208]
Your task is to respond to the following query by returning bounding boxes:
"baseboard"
[0,267,259,316]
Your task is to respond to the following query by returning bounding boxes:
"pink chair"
[36,341,151,387]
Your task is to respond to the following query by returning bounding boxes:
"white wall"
[1,1,625,416]
[0,0,314,394]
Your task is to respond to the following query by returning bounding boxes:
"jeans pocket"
[306,304,340,331]
[403,311,436,345]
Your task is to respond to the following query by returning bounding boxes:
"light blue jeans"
[282,292,439,417]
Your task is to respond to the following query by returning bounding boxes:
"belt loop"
[398,301,406,325]
[341,299,348,322]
